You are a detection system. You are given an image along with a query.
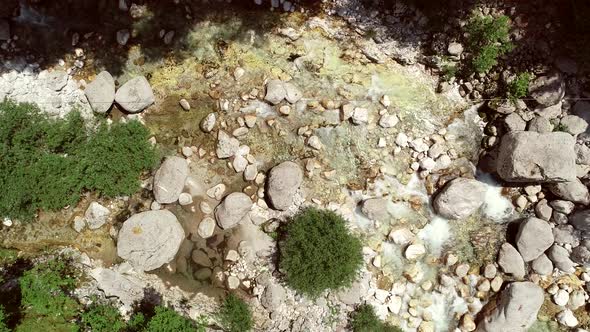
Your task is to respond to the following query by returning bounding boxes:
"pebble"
[557,309,579,327]
[178,193,193,206]
[279,105,291,115]
[233,67,245,80]
[460,314,476,332]
[207,184,226,200]
[227,276,240,289]
[201,113,216,133]
[380,94,391,107]
[179,98,190,111]
[200,201,212,214]
[490,276,503,292]
[232,155,248,172]
[225,249,240,261]
[477,279,491,292]
[308,135,323,150]
[405,244,426,260]
[554,289,570,306]
[396,133,408,147]
[455,264,469,278]
[388,296,402,314]
[150,201,161,210]
[244,114,257,128]
[181,146,193,158]
[197,217,216,238]
[389,228,415,245]
[244,164,258,181]
[351,107,368,125]
[445,253,458,266]
[483,264,497,279]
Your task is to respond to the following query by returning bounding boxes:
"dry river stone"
[215,192,252,229]
[266,161,303,210]
[515,217,554,262]
[114,76,155,113]
[476,282,544,332]
[117,210,185,271]
[496,131,576,183]
[153,156,189,204]
[84,71,115,114]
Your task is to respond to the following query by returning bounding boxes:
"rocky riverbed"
[1,1,590,331]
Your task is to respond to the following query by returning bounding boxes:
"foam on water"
[477,172,514,223]
[418,216,451,257]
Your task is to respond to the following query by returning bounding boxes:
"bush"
[0,100,157,221]
[80,304,125,332]
[218,294,253,332]
[350,304,402,332]
[466,14,513,73]
[0,306,8,332]
[17,258,80,331]
[279,208,363,297]
[507,72,531,100]
[145,306,201,332]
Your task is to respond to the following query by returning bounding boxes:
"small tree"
[350,304,402,332]
[279,207,363,297]
[466,14,513,73]
[217,294,253,332]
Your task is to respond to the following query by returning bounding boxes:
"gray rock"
[560,115,588,136]
[496,131,576,183]
[527,116,553,133]
[548,179,590,205]
[448,42,463,55]
[264,79,286,105]
[534,102,562,119]
[73,217,86,232]
[43,70,68,91]
[361,198,390,221]
[498,243,526,279]
[549,200,575,214]
[552,211,569,225]
[114,76,155,113]
[531,254,553,276]
[216,130,240,159]
[215,192,252,229]
[570,210,590,232]
[575,144,590,165]
[0,20,9,41]
[201,113,216,133]
[84,202,110,230]
[504,113,526,132]
[476,282,543,332]
[260,283,286,309]
[153,156,189,204]
[571,245,590,266]
[529,72,565,107]
[433,178,486,220]
[515,217,554,262]
[283,82,302,103]
[117,210,185,271]
[266,161,303,211]
[85,71,115,114]
[535,199,552,221]
[89,267,143,307]
[547,245,576,273]
[552,225,580,247]
[568,290,585,310]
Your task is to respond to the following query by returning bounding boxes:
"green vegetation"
[553,122,569,132]
[350,304,402,332]
[279,208,363,297]
[218,294,253,332]
[0,100,157,221]
[466,14,513,73]
[441,63,458,81]
[145,306,203,332]
[17,259,80,332]
[81,304,126,332]
[507,72,531,100]
[0,306,9,332]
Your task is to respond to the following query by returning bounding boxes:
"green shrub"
[0,100,157,221]
[218,294,253,332]
[0,306,9,332]
[507,72,531,100]
[145,306,200,332]
[80,304,125,332]
[441,63,458,81]
[126,312,146,331]
[466,14,513,73]
[279,208,363,297]
[17,259,80,331]
[350,304,402,332]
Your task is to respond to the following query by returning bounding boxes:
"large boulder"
[497,243,526,279]
[84,71,115,114]
[89,267,144,308]
[153,156,189,204]
[114,76,155,113]
[117,210,185,271]
[548,179,590,205]
[266,161,303,211]
[215,192,252,229]
[529,72,565,107]
[496,131,576,183]
[476,282,544,332]
[433,178,486,220]
[515,217,554,262]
